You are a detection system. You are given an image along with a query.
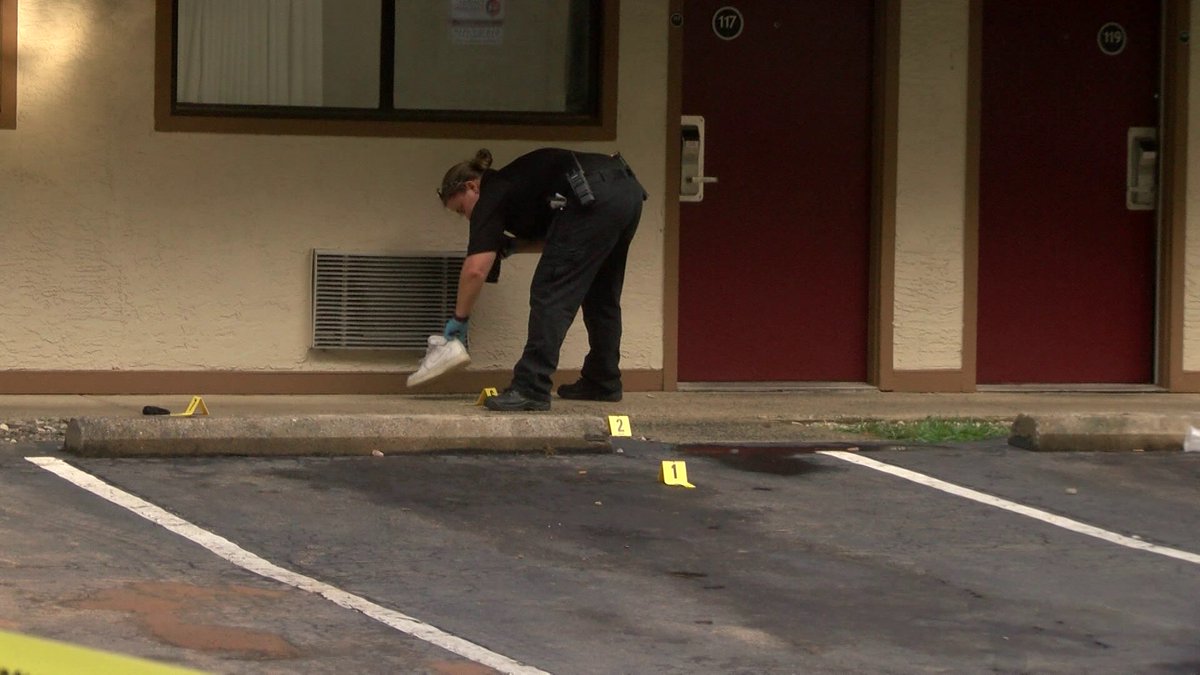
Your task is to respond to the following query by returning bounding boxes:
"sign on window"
[450,0,505,45]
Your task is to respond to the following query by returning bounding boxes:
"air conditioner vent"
[312,250,463,350]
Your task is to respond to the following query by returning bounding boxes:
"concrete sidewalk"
[3,389,1200,456]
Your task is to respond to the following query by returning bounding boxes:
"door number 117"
[712,7,744,41]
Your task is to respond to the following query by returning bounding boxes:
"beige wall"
[891,0,969,372]
[0,0,667,373]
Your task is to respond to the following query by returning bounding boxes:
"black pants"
[509,156,644,401]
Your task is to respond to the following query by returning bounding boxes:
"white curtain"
[177,0,324,106]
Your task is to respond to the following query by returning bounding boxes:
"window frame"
[1,0,16,130]
[154,0,619,139]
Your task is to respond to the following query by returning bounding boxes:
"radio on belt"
[567,154,596,208]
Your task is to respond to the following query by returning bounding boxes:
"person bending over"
[437,147,645,411]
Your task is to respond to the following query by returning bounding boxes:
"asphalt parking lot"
[3,439,1199,674]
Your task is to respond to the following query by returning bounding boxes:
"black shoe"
[485,389,551,412]
[557,379,622,402]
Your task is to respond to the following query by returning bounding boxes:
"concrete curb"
[1009,413,1198,452]
[65,415,612,457]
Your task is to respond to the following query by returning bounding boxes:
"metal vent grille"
[312,250,463,350]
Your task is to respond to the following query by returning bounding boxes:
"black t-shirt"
[466,148,577,256]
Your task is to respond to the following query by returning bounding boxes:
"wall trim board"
[1161,0,1191,390]
[872,0,901,390]
[0,0,16,129]
[1170,370,1200,392]
[663,0,683,391]
[0,369,664,395]
[884,369,970,393]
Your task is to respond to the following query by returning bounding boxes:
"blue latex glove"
[444,316,469,343]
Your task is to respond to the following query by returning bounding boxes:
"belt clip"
[613,152,634,177]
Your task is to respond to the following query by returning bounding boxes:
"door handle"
[1126,126,1157,211]
[680,115,716,201]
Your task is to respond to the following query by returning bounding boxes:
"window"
[1,0,15,129]
[155,0,617,139]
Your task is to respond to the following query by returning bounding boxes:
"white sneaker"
[407,335,471,387]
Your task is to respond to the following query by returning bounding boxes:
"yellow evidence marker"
[659,460,696,488]
[474,387,499,406]
[608,414,632,437]
[170,396,209,417]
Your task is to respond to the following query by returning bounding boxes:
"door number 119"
[1097,22,1127,56]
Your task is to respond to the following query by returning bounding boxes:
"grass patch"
[835,417,1010,443]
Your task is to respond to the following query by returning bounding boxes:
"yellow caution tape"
[0,629,208,674]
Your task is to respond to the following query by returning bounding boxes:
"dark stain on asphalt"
[676,445,842,475]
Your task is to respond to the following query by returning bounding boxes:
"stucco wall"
[0,0,666,373]
[891,0,969,372]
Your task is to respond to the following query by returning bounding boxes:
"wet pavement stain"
[677,444,856,476]
[67,581,300,659]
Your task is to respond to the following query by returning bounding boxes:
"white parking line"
[818,451,1200,566]
[25,456,551,675]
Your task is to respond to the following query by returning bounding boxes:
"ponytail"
[469,148,493,172]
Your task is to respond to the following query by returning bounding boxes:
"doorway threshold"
[676,382,877,393]
[977,384,1166,393]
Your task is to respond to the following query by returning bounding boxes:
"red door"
[678,1,873,382]
[978,1,1159,383]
